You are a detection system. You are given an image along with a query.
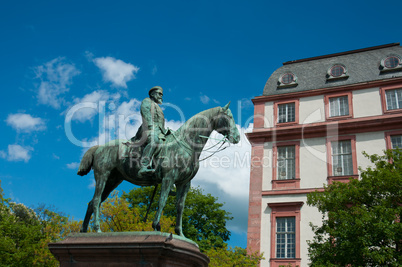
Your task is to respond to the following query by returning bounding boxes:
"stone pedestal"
[49,232,209,267]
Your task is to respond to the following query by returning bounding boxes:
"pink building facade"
[246,43,402,266]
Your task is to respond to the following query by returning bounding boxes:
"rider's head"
[149,86,163,104]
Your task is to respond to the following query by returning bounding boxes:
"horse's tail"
[77,145,99,176]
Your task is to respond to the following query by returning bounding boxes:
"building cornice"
[263,188,325,196]
[246,113,402,143]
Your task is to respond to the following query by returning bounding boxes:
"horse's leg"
[80,200,94,232]
[91,170,109,232]
[152,175,174,231]
[175,182,190,237]
[100,176,122,204]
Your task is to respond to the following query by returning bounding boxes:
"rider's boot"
[138,145,156,178]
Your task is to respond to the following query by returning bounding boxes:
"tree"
[0,180,80,266]
[94,191,175,233]
[123,186,233,251]
[205,245,264,267]
[307,150,402,266]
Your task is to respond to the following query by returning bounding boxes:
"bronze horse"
[77,103,240,237]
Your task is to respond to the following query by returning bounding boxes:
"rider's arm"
[141,98,154,130]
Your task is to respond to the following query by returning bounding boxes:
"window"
[327,64,348,80]
[329,96,349,117]
[391,135,402,149]
[276,217,295,258]
[277,146,295,180]
[274,100,299,126]
[331,140,353,176]
[380,55,402,72]
[324,92,353,120]
[281,73,294,84]
[385,88,402,110]
[380,85,402,114]
[272,141,300,189]
[278,72,298,88]
[384,56,400,68]
[326,136,358,184]
[385,130,402,150]
[278,103,295,123]
[268,202,303,266]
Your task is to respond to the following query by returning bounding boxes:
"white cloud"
[200,93,210,104]
[35,57,80,109]
[88,177,96,189]
[6,113,46,132]
[152,65,158,75]
[213,99,220,104]
[70,90,121,122]
[115,98,142,140]
[191,124,253,236]
[5,144,33,162]
[0,150,6,159]
[66,162,80,169]
[93,57,139,88]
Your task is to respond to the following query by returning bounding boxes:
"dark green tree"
[123,186,233,251]
[0,181,57,266]
[205,245,264,267]
[0,181,79,266]
[307,150,402,266]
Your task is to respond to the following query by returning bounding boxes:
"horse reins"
[198,135,229,162]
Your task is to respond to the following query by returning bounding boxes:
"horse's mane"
[175,107,221,136]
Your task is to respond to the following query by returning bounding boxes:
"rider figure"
[137,86,167,177]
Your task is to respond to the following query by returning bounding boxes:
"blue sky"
[1,0,402,248]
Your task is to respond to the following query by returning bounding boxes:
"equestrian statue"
[77,86,240,238]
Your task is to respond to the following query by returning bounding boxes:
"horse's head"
[214,102,240,144]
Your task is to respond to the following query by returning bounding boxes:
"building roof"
[263,43,402,96]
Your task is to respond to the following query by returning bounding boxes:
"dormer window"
[327,64,348,80]
[330,65,345,77]
[384,56,400,68]
[282,73,295,84]
[278,72,298,88]
[380,55,402,72]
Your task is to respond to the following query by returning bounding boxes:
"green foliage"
[307,150,402,266]
[0,180,80,266]
[123,186,233,251]
[92,191,175,233]
[205,244,264,267]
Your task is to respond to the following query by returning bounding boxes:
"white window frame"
[277,146,295,180]
[329,95,349,117]
[331,140,353,176]
[385,88,402,111]
[276,217,296,258]
[391,135,402,149]
[278,103,295,123]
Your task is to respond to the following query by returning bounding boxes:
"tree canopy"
[0,180,81,266]
[307,150,402,266]
[123,186,233,251]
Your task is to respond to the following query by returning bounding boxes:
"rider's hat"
[149,86,163,96]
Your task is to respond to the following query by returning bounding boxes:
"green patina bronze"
[77,87,240,237]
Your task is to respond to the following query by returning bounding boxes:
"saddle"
[119,125,174,161]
